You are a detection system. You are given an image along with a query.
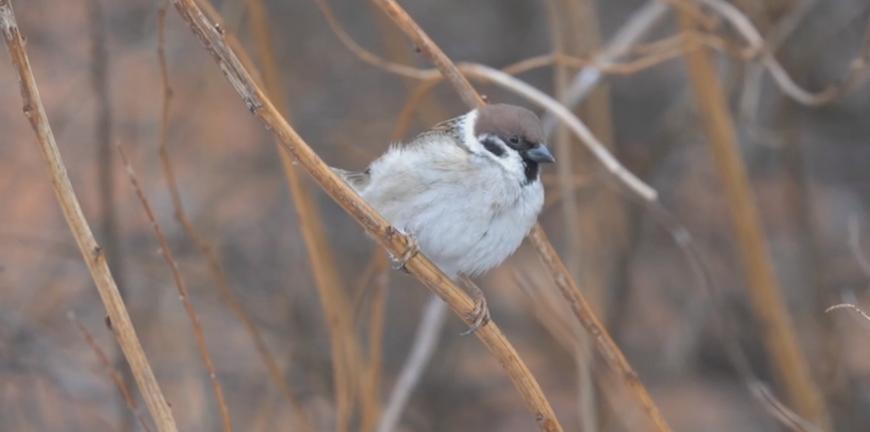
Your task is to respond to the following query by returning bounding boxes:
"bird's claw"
[389,233,419,273]
[460,280,491,336]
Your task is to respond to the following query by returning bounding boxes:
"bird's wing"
[331,167,371,192]
[408,115,465,147]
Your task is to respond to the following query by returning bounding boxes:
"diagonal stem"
[168,0,563,430]
[0,2,177,431]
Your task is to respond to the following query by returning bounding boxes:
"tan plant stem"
[678,9,830,430]
[376,296,448,432]
[86,1,134,429]
[528,226,672,432]
[242,0,365,429]
[117,144,234,432]
[0,2,178,431]
[168,0,563,430]
[155,7,313,431]
[370,0,484,108]
[369,1,670,431]
[545,0,597,430]
[69,313,154,432]
[360,252,390,432]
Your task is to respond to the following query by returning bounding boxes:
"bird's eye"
[509,135,520,144]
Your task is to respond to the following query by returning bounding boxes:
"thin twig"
[0,3,178,431]
[527,226,672,432]
[117,144,234,432]
[545,0,599,428]
[167,0,563,430]
[678,8,830,429]
[69,313,153,432]
[317,0,692,83]
[242,1,363,427]
[826,303,870,323]
[368,0,670,431]
[87,1,134,428]
[750,382,824,432]
[459,64,657,201]
[155,7,313,431]
[313,0,430,80]
[848,216,870,279]
[695,0,870,106]
[361,253,390,432]
[370,0,484,108]
[376,296,448,432]
[541,0,668,134]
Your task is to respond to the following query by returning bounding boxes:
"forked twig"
[167,0,563,430]
[117,144,234,432]
[69,312,154,432]
[695,0,870,106]
[0,2,178,431]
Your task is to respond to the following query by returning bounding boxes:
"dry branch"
[376,296,448,432]
[545,0,601,428]
[155,7,313,431]
[362,253,390,432]
[678,8,830,429]
[541,0,668,134]
[369,0,670,431]
[0,2,178,431]
[242,1,364,427]
[695,0,870,106]
[167,0,563,430]
[87,1,134,428]
[370,0,484,108]
[117,144,234,432]
[69,313,153,432]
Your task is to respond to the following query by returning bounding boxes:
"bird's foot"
[460,278,491,336]
[389,231,419,273]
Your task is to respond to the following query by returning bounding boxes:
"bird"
[336,103,554,286]
[336,103,553,333]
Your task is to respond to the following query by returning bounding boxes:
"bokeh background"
[2,0,870,430]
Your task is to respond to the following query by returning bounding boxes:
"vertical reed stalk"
[678,8,830,429]
[243,2,364,429]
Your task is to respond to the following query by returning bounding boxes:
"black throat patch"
[522,160,539,185]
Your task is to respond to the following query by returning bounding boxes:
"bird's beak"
[525,144,556,163]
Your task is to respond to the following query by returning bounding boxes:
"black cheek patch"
[481,137,506,157]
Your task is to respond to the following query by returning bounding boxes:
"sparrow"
[337,104,554,281]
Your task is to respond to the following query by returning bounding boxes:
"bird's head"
[467,104,554,184]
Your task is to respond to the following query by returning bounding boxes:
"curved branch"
[167,1,563,430]
[697,0,870,106]
[369,0,671,431]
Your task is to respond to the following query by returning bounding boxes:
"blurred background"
[2,0,870,430]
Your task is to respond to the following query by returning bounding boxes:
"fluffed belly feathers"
[355,147,544,279]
